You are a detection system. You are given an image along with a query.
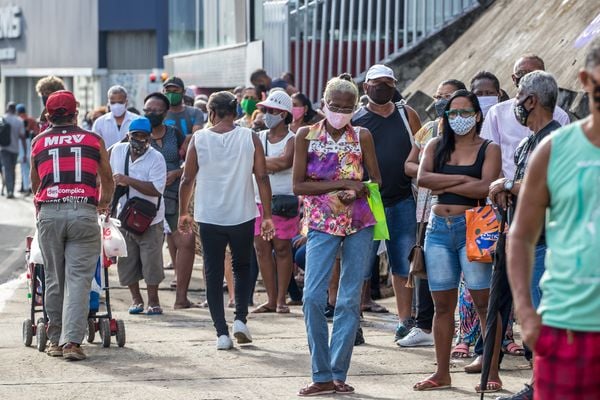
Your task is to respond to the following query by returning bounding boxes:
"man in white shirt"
[93,85,138,148]
[481,55,570,178]
[110,117,167,315]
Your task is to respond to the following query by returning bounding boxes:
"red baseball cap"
[46,90,77,117]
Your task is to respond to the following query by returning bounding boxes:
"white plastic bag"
[29,229,45,265]
[100,215,128,257]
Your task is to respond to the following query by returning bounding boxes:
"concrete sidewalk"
[0,257,533,400]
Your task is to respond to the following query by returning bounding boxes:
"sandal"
[146,305,163,315]
[476,381,502,393]
[413,379,452,391]
[251,303,276,313]
[502,341,525,356]
[128,303,144,314]
[276,305,290,314]
[298,382,335,397]
[333,380,355,394]
[451,343,471,359]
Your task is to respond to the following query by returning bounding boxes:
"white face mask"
[477,96,498,118]
[449,115,477,136]
[110,103,127,117]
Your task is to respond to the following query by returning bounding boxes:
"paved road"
[0,194,35,284]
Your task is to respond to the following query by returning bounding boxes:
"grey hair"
[518,71,558,111]
[585,37,600,70]
[107,85,128,99]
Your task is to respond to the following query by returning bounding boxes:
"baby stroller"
[22,236,48,351]
[85,253,126,348]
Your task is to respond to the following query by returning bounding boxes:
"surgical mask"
[366,83,395,105]
[165,92,183,106]
[513,96,532,127]
[449,115,476,136]
[477,96,498,118]
[292,106,305,121]
[240,98,258,115]
[264,112,284,129]
[324,103,353,130]
[434,98,449,118]
[130,138,149,155]
[144,112,165,128]
[110,103,126,117]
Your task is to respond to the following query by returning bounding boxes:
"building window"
[168,0,200,53]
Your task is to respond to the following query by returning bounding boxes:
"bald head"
[512,54,545,87]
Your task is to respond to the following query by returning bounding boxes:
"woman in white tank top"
[178,91,275,350]
[251,91,299,314]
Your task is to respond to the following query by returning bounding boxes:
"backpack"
[0,117,11,147]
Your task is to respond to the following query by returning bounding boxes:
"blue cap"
[128,117,152,135]
[16,104,26,113]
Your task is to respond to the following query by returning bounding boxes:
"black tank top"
[434,140,491,207]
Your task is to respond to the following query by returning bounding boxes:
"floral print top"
[303,121,375,236]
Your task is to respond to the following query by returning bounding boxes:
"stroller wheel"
[99,319,111,348]
[86,319,96,343]
[116,319,126,348]
[36,322,47,352]
[22,319,33,347]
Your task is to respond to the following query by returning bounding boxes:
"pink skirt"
[254,203,300,240]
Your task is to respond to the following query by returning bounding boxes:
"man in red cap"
[30,90,114,361]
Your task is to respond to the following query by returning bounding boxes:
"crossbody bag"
[264,132,299,218]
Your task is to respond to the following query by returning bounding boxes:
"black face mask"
[591,77,600,111]
[42,95,49,107]
[513,96,532,127]
[367,84,396,105]
[434,98,449,118]
[144,112,165,128]
[130,138,149,155]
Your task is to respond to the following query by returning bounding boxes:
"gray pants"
[0,150,18,195]
[38,202,100,346]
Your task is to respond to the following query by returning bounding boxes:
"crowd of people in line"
[3,36,600,400]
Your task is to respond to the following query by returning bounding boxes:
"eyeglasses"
[445,109,476,119]
[142,108,166,114]
[325,103,355,114]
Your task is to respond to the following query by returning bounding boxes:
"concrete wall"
[403,0,600,117]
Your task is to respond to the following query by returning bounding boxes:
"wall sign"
[0,5,22,39]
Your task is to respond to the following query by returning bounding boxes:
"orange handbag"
[465,205,500,263]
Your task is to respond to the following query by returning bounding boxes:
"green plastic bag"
[366,182,389,240]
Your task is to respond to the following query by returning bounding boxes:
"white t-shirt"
[110,142,166,225]
[193,126,259,225]
[254,130,295,202]
[93,111,139,149]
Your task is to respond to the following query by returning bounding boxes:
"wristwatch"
[503,179,514,192]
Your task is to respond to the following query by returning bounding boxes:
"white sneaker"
[232,320,252,344]
[396,327,434,347]
[216,335,233,350]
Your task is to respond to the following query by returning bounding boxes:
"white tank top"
[254,130,295,202]
[194,126,259,225]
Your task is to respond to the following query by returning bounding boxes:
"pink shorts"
[254,203,300,240]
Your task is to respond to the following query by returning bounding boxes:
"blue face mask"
[448,115,476,136]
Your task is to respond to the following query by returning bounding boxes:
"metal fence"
[264,0,480,102]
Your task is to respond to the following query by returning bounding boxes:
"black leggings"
[199,219,254,337]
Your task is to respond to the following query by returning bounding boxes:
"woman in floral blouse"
[292,73,381,396]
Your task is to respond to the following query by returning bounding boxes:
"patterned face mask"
[449,115,476,136]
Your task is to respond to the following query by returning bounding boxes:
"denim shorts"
[384,196,417,277]
[424,212,492,292]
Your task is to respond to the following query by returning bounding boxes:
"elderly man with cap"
[162,76,204,136]
[30,90,114,360]
[352,64,422,344]
[250,90,299,314]
[109,117,167,316]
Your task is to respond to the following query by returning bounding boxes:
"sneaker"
[396,327,434,347]
[394,319,415,341]
[216,335,233,350]
[62,343,86,361]
[495,384,533,400]
[46,343,63,357]
[354,327,365,346]
[232,320,252,344]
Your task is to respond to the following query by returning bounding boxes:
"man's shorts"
[117,222,165,286]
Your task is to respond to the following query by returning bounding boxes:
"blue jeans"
[531,243,546,309]
[384,197,417,277]
[303,226,374,383]
[424,213,492,291]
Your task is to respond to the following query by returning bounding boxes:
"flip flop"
[276,305,290,314]
[451,343,471,359]
[251,303,276,313]
[128,303,144,314]
[333,381,355,394]
[476,381,502,393]
[298,382,336,397]
[502,341,525,356]
[413,379,452,391]
[146,305,163,315]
